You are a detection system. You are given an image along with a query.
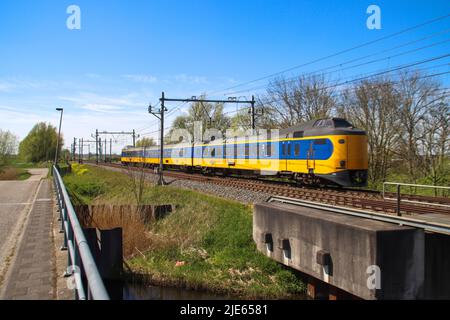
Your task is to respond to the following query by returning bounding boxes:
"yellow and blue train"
[121,118,368,187]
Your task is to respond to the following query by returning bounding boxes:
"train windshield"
[313,118,354,128]
[333,119,353,128]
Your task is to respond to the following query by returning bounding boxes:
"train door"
[306,141,315,173]
[280,141,288,171]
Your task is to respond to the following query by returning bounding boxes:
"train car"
[121,118,368,187]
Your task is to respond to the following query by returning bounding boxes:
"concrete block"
[253,202,425,300]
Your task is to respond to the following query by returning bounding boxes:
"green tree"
[0,129,18,170]
[19,122,62,163]
[135,137,156,147]
[167,96,231,143]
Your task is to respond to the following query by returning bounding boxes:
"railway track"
[88,162,450,216]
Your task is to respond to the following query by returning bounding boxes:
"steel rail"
[268,196,450,235]
[53,166,110,300]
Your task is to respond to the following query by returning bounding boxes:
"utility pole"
[110,138,112,162]
[250,95,256,131]
[79,140,97,163]
[148,93,255,185]
[54,108,64,165]
[149,92,168,185]
[95,130,137,161]
[80,138,84,163]
[95,129,99,165]
[72,138,77,161]
[72,137,77,161]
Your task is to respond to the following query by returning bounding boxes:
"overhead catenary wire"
[224,36,450,96]
[208,12,450,96]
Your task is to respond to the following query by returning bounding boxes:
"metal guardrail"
[382,182,450,216]
[268,196,450,235]
[53,165,110,300]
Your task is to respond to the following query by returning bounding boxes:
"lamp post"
[54,108,64,165]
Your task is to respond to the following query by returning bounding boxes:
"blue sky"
[0,0,449,151]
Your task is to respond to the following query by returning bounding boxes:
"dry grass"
[75,205,155,257]
[0,167,30,181]
[0,167,19,180]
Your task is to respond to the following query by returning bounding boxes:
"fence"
[53,165,110,300]
[382,182,450,216]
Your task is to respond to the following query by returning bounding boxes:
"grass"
[63,164,307,299]
[368,160,450,198]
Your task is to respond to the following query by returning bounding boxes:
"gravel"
[94,165,272,204]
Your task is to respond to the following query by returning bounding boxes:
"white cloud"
[58,92,144,109]
[123,74,158,84]
[0,82,15,92]
[86,73,102,79]
[173,74,208,85]
[81,104,124,113]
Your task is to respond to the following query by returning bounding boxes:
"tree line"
[0,122,63,169]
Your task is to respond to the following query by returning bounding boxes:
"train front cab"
[283,118,368,187]
[316,133,368,187]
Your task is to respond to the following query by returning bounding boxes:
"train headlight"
[340,160,346,168]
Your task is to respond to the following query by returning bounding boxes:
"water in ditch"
[106,281,233,300]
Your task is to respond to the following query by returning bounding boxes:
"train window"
[282,144,286,156]
[234,142,237,160]
[287,144,291,156]
[294,144,300,156]
[314,139,327,145]
[334,119,353,128]
[293,131,304,138]
[245,144,249,158]
[211,148,216,158]
[179,149,183,157]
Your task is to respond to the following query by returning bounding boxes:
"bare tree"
[396,71,446,183]
[338,78,401,185]
[126,147,148,206]
[420,96,450,192]
[262,74,336,127]
[167,96,231,142]
[229,100,278,132]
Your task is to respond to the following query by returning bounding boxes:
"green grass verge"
[63,164,307,299]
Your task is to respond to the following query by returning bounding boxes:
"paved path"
[0,169,56,299]
[0,169,47,270]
